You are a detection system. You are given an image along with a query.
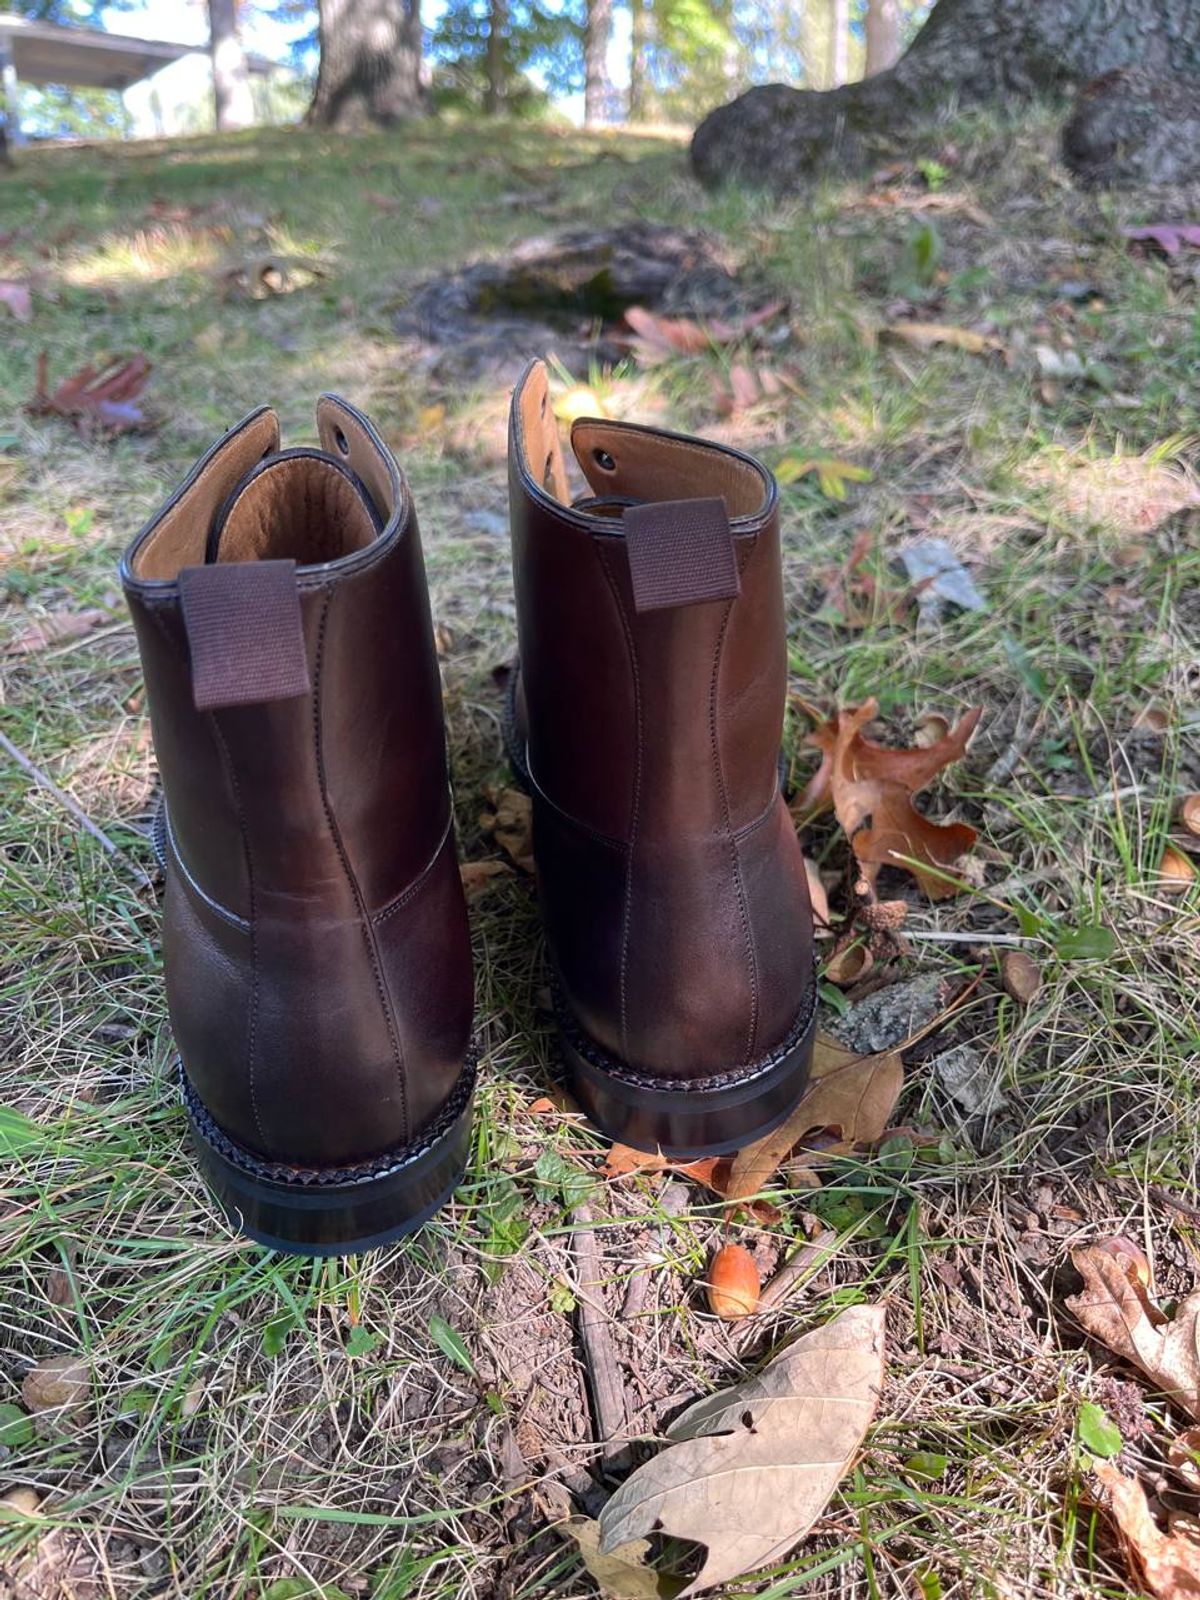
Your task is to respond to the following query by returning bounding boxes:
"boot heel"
[556,986,817,1160]
[180,1058,475,1256]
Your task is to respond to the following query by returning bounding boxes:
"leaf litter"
[596,1304,886,1597]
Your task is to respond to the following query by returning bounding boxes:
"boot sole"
[503,665,816,1158]
[556,978,816,1158]
[180,1055,476,1256]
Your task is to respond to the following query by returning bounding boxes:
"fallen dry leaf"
[563,1516,684,1599]
[459,859,514,900]
[29,352,151,436]
[798,698,982,898]
[815,530,922,625]
[480,787,534,873]
[1069,1243,1200,1420]
[803,858,831,930]
[0,278,32,322]
[8,608,108,656]
[601,1147,780,1223]
[220,253,328,300]
[599,1304,886,1597]
[883,320,1006,358]
[1169,1429,1200,1493]
[624,305,712,359]
[726,1035,903,1200]
[1095,1458,1200,1599]
[1124,223,1200,258]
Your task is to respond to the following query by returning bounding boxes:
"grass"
[2,104,1200,1599]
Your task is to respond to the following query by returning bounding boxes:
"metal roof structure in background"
[0,16,189,92]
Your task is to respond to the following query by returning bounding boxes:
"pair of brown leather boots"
[120,359,816,1256]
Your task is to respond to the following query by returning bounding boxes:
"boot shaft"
[508,361,814,1090]
[122,399,473,1174]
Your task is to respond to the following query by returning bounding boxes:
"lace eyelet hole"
[593,448,616,472]
[333,426,350,456]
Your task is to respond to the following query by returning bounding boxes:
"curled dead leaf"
[798,698,982,898]
[459,859,514,900]
[7,608,108,657]
[1095,1458,1200,1600]
[803,858,831,930]
[479,787,534,873]
[725,1035,903,1201]
[883,320,1006,358]
[1068,1242,1200,1417]
[29,352,151,436]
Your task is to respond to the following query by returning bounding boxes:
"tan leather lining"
[317,397,396,525]
[571,420,768,517]
[514,360,571,506]
[213,457,378,565]
[131,399,401,582]
[511,359,770,521]
[132,410,280,580]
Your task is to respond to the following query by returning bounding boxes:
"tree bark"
[484,0,505,114]
[864,0,900,77]
[209,0,254,131]
[628,0,647,121]
[827,0,847,87]
[584,0,613,127]
[692,0,1200,189]
[308,0,424,129]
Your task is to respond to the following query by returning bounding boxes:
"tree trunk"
[864,0,900,77]
[827,0,847,87]
[484,0,505,114]
[584,0,613,127]
[692,0,1200,189]
[209,0,254,131]
[308,0,424,129]
[628,0,647,122]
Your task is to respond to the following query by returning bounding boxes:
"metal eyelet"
[593,448,616,471]
[333,426,350,456]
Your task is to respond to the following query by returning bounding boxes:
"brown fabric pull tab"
[179,560,310,712]
[622,497,740,614]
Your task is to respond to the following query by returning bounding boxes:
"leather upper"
[122,399,473,1167]
[508,360,814,1081]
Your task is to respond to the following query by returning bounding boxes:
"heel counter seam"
[312,587,411,1140]
[708,591,760,1066]
[595,540,642,1067]
[209,711,267,1150]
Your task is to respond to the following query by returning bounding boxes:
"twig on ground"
[571,1202,629,1469]
[748,1225,838,1327]
[0,727,155,892]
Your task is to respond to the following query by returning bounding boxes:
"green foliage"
[1077,1402,1122,1460]
[431,0,576,112]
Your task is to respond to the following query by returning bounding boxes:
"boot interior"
[129,398,397,583]
[514,358,772,521]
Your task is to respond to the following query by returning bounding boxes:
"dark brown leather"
[508,359,814,1081]
[121,398,473,1168]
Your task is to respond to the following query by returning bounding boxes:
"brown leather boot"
[121,398,475,1254]
[506,360,816,1156]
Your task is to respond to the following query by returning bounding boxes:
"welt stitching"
[210,713,266,1149]
[596,540,641,1067]
[372,809,454,925]
[709,594,760,1065]
[312,586,410,1137]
